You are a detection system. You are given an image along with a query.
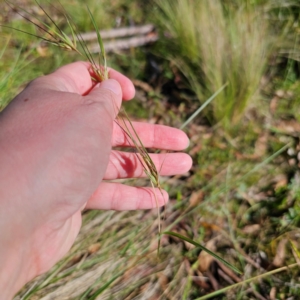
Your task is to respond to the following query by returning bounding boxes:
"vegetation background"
[1,0,300,299]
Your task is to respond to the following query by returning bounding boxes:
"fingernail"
[99,79,121,95]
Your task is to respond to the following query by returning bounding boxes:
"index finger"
[113,121,190,151]
[32,61,135,100]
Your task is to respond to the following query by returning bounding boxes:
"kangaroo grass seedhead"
[115,108,165,235]
[86,6,108,81]
[3,0,108,82]
[3,0,79,53]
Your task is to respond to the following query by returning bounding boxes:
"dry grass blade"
[116,108,165,234]
[163,231,242,275]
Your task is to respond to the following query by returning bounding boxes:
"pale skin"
[0,61,192,299]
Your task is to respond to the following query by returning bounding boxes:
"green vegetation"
[155,0,299,128]
[1,0,300,299]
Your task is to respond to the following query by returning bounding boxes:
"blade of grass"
[163,143,291,234]
[83,272,122,300]
[4,1,106,81]
[118,109,161,186]
[5,0,59,39]
[0,25,59,46]
[54,1,99,75]
[79,270,122,300]
[290,240,300,259]
[163,231,242,274]
[195,263,299,300]
[116,109,164,234]
[34,0,65,36]
[86,6,108,80]
[4,1,79,52]
[180,83,228,130]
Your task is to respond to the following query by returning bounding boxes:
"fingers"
[31,62,135,100]
[104,151,192,180]
[113,121,190,150]
[108,68,135,100]
[42,61,93,94]
[85,182,168,210]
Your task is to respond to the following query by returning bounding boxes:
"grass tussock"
[155,0,297,127]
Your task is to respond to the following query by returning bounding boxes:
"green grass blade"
[87,273,122,300]
[0,25,59,46]
[0,37,10,59]
[239,143,291,181]
[54,2,97,67]
[34,0,64,36]
[5,1,59,41]
[180,83,228,130]
[66,19,77,49]
[195,263,299,300]
[163,231,242,274]
[4,1,77,51]
[290,240,300,259]
[86,5,108,79]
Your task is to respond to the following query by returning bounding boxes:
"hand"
[0,61,192,298]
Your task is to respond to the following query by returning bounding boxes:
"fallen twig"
[90,33,158,53]
[78,24,155,41]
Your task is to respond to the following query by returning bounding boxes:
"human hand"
[0,61,192,298]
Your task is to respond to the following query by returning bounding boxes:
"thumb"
[88,79,122,116]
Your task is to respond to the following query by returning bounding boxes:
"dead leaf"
[69,253,84,265]
[190,143,202,156]
[158,273,168,290]
[242,224,261,235]
[199,222,222,232]
[189,190,204,208]
[88,243,101,254]
[273,119,300,135]
[198,239,217,273]
[270,287,276,300]
[273,238,288,267]
[132,79,154,93]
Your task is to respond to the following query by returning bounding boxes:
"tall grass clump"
[155,0,293,128]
